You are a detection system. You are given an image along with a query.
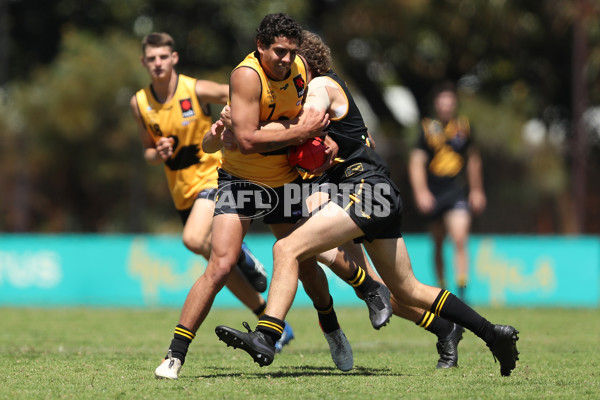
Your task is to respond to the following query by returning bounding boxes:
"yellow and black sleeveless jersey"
[417,115,472,185]
[135,74,220,210]
[220,51,307,188]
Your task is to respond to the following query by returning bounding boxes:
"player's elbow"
[237,139,256,154]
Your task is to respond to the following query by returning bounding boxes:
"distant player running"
[409,81,486,301]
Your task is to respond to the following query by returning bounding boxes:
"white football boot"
[154,350,182,380]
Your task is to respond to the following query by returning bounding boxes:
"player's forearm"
[409,170,429,195]
[467,153,484,192]
[408,152,429,193]
[202,135,223,154]
[202,127,224,154]
[236,123,310,154]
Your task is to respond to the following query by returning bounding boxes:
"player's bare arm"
[202,120,225,154]
[229,66,329,154]
[409,149,436,214]
[195,80,229,105]
[130,95,172,165]
[467,146,486,214]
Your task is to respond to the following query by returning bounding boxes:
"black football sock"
[416,310,454,339]
[346,265,378,296]
[431,290,496,345]
[256,315,284,346]
[253,302,267,317]
[315,296,340,334]
[168,324,195,365]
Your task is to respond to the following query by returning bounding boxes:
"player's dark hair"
[425,80,457,115]
[255,13,303,47]
[300,30,332,76]
[142,32,175,53]
[431,81,457,99]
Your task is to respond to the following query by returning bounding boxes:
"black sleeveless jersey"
[317,70,391,182]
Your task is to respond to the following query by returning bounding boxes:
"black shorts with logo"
[312,161,403,242]
[214,168,304,225]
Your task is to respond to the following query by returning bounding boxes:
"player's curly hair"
[255,13,303,47]
[299,30,332,76]
[142,32,175,52]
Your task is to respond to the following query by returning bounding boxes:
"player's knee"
[454,236,468,250]
[182,233,211,258]
[272,238,301,261]
[205,255,236,285]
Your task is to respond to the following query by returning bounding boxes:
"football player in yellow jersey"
[130,32,292,380]
[409,82,487,301]
[206,13,392,373]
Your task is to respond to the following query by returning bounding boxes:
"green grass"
[1,307,598,399]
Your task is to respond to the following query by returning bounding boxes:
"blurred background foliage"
[0,0,598,234]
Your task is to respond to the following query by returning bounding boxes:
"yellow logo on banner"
[475,239,557,306]
[127,238,206,305]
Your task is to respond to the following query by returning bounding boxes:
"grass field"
[1,306,598,399]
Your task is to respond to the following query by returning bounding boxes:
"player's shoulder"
[311,75,336,85]
[178,74,197,89]
[234,52,261,71]
[129,93,138,107]
[178,74,195,82]
[130,89,144,112]
[230,64,262,90]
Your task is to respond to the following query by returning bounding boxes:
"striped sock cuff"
[255,315,283,347]
[416,311,436,329]
[347,267,367,288]
[431,289,451,317]
[315,297,340,333]
[315,297,334,314]
[174,324,195,343]
[256,315,285,336]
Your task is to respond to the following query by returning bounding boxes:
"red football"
[288,137,327,170]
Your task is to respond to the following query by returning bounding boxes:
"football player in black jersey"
[409,82,486,301]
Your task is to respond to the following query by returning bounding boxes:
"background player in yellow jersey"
[409,82,486,300]
[130,32,291,380]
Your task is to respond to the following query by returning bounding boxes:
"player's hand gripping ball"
[288,137,327,171]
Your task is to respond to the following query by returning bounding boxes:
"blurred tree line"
[0,0,598,234]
